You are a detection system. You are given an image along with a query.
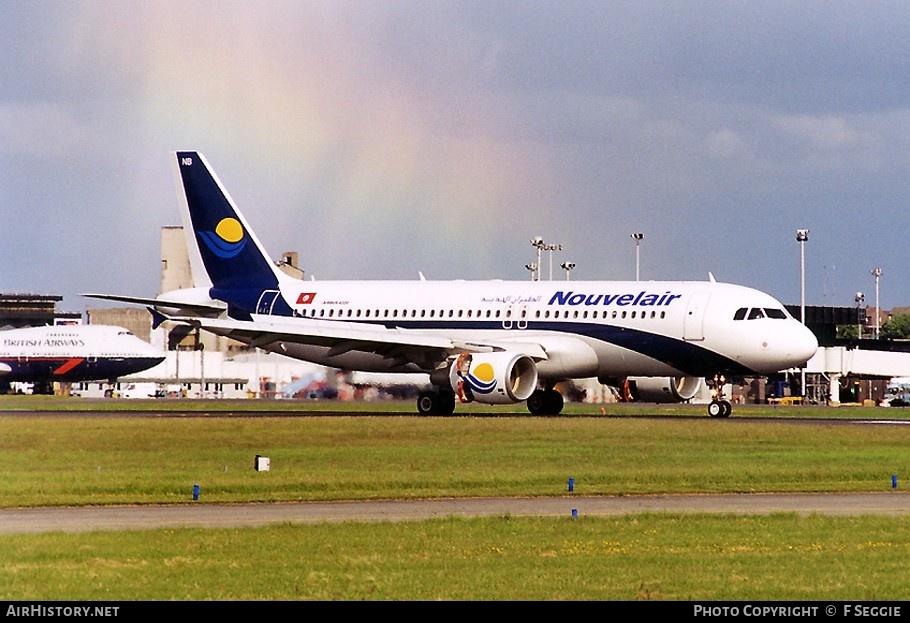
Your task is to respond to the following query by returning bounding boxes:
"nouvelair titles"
[548,290,682,307]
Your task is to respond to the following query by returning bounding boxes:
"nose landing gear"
[708,374,732,418]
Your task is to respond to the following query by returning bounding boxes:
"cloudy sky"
[2,1,909,315]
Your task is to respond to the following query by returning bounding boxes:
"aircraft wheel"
[545,389,564,415]
[708,400,732,418]
[438,390,456,415]
[527,390,548,415]
[417,392,438,415]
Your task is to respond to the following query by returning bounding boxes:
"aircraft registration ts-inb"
[86,151,818,417]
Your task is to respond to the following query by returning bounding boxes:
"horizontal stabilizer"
[82,293,226,316]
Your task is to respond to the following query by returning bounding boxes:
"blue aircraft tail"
[173,151,293,319]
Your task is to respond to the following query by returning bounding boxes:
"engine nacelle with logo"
[431,352,539,405]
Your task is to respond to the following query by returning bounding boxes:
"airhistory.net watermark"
[5,604,120,617]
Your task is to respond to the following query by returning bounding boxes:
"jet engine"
[431,352,539,405]
[626,376,705,403]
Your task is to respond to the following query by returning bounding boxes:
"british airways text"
[547,290,683,307]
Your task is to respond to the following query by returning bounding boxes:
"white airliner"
[86,151,818,417]
[0,324,165,394]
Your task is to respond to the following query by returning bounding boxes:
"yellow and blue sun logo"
[198,217,247,258]
[465,362,497,395]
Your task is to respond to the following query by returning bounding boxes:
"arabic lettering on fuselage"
[547,290,683,307]
[479,295,543,304]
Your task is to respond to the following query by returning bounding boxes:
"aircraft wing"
[166,315,549,370]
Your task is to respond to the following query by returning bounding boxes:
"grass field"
[2,396,909,601]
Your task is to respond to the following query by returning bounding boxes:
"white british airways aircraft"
[86,151,818,417]
[0,324,165,394]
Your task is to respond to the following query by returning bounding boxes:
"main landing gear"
[707,374,732,418]
[526,386,564,415]
[415,386,567,416]
[417,389,456,416]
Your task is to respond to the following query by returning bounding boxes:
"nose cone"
[748,320,818,373]
[788,322,819,367]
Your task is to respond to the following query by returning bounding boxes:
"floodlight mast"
[631,233,643,281]
[796,229,808,401]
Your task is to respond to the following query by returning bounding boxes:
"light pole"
[855,292,865,338]
[871,267,882,339]
[530,237,544,281]
[525,263,538,281]
[796,229,808,400]
[631,233,643,281]
[561,262,575,280]
[544,242,563,281]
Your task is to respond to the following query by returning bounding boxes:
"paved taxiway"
[2,492,910,534]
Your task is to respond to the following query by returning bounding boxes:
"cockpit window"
[764,308,787,319]
[735,307,789,321]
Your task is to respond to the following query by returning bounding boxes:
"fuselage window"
[612,310,617,319]
[631,311,636,319]
[651,311,656,318]
[660,311,666,319]
[621,311,627,319]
